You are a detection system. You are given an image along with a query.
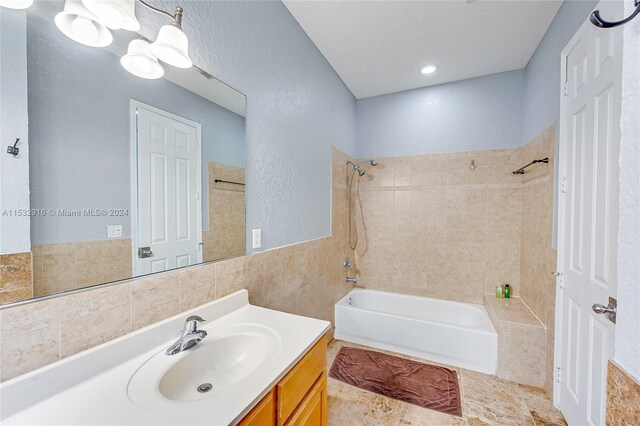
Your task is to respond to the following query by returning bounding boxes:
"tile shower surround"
[355,124,557,393]
[203,161,246,262]
[519,124,557,396]
[355,146,525,304]
[0,147,355,382]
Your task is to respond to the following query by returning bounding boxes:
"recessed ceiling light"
[421,64,438,75]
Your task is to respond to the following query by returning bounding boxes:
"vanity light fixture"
[0,0,33,9]
[82,0,140,31]
[120,39,164,79]
[421,64,438,75]
[55,0,113,47]
[2,0,193,78]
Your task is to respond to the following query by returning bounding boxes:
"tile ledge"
[483,293,545,328]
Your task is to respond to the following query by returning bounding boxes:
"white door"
[557,2,622,424]
[132,102,202,275]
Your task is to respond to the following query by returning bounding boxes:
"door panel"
[558,2,622,424]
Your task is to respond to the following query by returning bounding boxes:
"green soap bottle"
[504,283,511,299]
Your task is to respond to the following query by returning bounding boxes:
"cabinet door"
[239,389,276,426]
[277,336,326,425]
[285,374,327,426]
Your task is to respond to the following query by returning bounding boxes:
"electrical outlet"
[252,229,262,249]
[107,225,122,238]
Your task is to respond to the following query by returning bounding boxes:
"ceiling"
[283,0,563,99]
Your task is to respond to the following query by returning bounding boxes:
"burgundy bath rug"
[328,346,462,417]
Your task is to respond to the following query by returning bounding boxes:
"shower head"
[347,159,379,177]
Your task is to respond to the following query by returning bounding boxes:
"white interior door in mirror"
[133,102,202,275]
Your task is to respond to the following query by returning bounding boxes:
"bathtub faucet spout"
[345,276,358,285]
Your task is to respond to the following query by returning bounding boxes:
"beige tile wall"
[355,148,524,304]
[519,124,557,396]
[0,252,33,304]
[31,239,132,297]
[204,161,246,262]
[355,126,557,393]
[484,294,547,388]
[606,361,640,425]
[0,147,355,382]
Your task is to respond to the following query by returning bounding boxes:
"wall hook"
[6,138,20,156]
[470,159,476,170]
[590,0,640,28]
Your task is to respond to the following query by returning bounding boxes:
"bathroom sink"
[127,323,281,408]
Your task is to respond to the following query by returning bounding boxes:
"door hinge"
[556,366,562,383]
[561,177,567,194]
[195,191,200,201]
[552,272,564,289]
[563,81,568,96]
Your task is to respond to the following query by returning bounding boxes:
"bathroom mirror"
[0,1,246,305]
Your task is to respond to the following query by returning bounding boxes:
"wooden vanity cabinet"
[239,335,327,426]
[238,389,276,426]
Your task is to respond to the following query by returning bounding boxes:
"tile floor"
[326,340,567,426]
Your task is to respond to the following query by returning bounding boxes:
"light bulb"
[70,16,99,44]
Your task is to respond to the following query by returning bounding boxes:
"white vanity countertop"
[0,290,330,425]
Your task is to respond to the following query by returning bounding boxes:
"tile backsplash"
[0,147,355,382]
[0,252,33,304]
[31,239,132,297]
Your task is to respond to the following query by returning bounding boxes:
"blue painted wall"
[356,70,524,158]
[355,0,597,160]
[522,0,598,145]
[140,1,357,252]
[522,0,597,246]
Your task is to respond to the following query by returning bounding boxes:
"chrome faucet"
[345,276,357,285]
[165,315,207,356]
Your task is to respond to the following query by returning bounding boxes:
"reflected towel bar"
[214,179,245,185]
[512,157,549,175]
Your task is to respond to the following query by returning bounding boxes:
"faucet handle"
[186,315,206,324]
[183,316,206,334]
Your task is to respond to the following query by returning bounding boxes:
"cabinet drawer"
[277,336,327,425]
[239,389,275,426]
[285,374,327,426]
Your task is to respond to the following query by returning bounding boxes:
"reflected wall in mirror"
[0,1,246,305]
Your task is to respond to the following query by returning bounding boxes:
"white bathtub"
[334,288,498,374]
